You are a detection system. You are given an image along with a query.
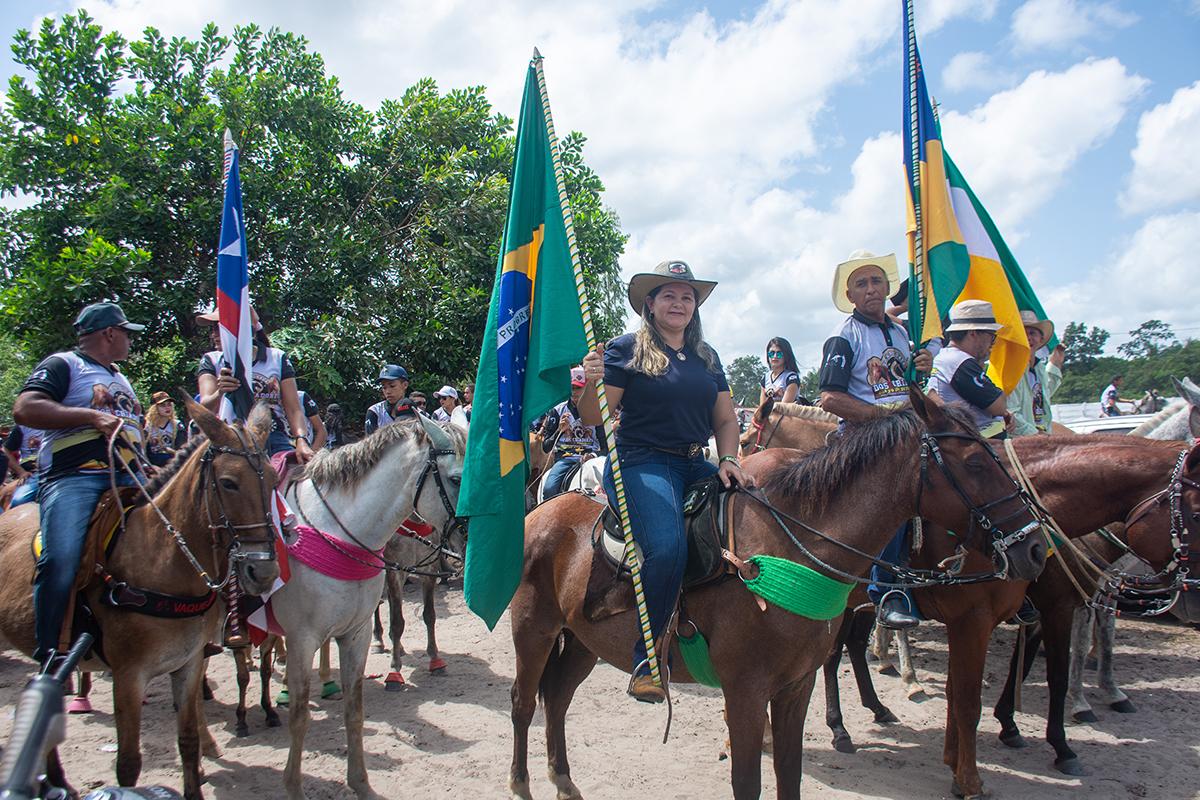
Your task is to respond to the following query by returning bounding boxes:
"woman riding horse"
[578,259,751,703]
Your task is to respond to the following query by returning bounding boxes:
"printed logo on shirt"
[29,368,49,383]
[90,381,143,421]
[825,353,847,369]
[866,347,909,400]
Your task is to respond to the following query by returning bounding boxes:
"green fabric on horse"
[677,626,722,688]
[743,555,854,620]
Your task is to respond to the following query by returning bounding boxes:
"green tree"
[1117,319,1178,360]
[1060,321,1110,368]
[797,368,819,402]
[726,354,765,407]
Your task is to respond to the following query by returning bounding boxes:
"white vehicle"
[1062,414,1158,435]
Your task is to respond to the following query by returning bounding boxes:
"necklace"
[666,343,687,361]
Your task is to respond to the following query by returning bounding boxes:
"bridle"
[1090,447,1200,617]
[743,412,785,455]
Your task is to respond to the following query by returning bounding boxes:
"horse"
[271,413,465,800]
[737,397,839,456]
[507,392,1046,800]
[1131,389,1164,415]
[0,398,281,800]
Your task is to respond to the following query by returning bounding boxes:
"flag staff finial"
[532,47,542,61]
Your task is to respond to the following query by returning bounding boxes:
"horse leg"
[262,637,281,728]
[509,627,562,800]
[823,614,856,754]
[894,629,926,699]
[68,670,94,714]
[112,669,148,787]
[848,611,897,724]
[384,569,407,690]
[319,639,341,698]
[771,672,818,800]
[724,686,769,800]
[994,623,1039,748]
[1068,606,1098,724]
[234,645,251,737]
[338,622,380,800]
[282,635,317,800]
[541,632,598,800]
[1096,611,1133,712]
[170,655,208,800]
[423,576,446,672]
[944,620,991,799]
[372,584,388,654]
[1042,602,1084,775]
[873,625,899,677]
[45,748,74,796]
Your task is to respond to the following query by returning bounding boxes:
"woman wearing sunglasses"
[759,337,801,404]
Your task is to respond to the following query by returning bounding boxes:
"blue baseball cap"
[378,364,409,382]
[73,301,145,335]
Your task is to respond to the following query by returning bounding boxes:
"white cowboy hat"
[627,260,718,314]
[831,250,900,314]
[944,299,1006,333]
[1018,310,1054,342]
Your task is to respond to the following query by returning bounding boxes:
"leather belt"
[652,443,705,459]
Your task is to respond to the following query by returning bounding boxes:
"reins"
[745,411,785,454]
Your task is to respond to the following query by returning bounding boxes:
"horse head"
[738,396,777,456]
[413,413,467,539]
[180,395,281,595]
[909,387,1047,582]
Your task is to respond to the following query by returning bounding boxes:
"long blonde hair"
[629,293,718,376]
[145,401,175,430]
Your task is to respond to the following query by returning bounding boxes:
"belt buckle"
[686,443,702,459]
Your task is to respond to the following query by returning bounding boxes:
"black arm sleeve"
[950,359,1003,409]
[364,410,379,436]
[196,353,218,377]
[280,353,296,381]
[302,393,319,418]
[540,408,561,453]
[3,426,21,453]
[817,337,854,393]
[21,356,72,402]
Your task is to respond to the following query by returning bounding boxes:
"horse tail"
[538,630,572,703]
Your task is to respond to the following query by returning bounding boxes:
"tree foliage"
[1117,319,1178,360]
[1053,338,1200,403]
[726,354,765,407]
[0,12,627,421]
[1060,321,1110,368]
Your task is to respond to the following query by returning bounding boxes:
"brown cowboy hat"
[1018,309,1054,341]
[626,260,718,314]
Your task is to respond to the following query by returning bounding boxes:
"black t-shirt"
[603,333,729,450]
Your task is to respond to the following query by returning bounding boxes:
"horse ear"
[909,385,932,423]
[756,396,775,423]
[179,391,235,445]
[1187,434,1200,473]
[1188,406,1200,443]
[246,401,273,447]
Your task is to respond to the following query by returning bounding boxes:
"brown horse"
[0,398,280,800]
[507,392,1046,800]
[738,397,838,457]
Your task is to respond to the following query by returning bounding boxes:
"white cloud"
[942,51,1013,92]
[1122,80,1200,214]
[937,58,1147,232]
[1010,0,1138,51]
[919,0,1000,29]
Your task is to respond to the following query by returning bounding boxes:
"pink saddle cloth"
[288,524,384,581]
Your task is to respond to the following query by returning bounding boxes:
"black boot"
[876,591,919,630]
[1008,596,1040,625]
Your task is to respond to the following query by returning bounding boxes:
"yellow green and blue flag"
[458,60,588,629]
[902,0,1057,393]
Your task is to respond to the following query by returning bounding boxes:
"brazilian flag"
[459,58,588,629]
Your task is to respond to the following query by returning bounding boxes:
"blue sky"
[2,1,1198,372]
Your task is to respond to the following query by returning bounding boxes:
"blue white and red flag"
[216,130,254,422]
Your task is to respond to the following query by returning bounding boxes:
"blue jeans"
[10,473,39,508]
[602,446,717,675]
[34,471,137,658]
[543,455,582,499]
[868,522,912,608]
[267,430,294,456]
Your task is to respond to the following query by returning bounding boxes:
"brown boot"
[628,674,666,704]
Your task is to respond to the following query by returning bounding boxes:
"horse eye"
[219,477,240,491]
[965,456,986,473]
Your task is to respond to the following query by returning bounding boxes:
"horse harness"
[746,412,785,454]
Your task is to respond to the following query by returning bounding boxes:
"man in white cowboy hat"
[927,299,1010,440]
[432,385,459,423]
[1007,310,1065,435]
[819,249,933,630]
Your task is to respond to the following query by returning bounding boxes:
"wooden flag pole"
[531,49,665,692]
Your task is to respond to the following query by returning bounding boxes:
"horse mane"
[763,404,979,517]
[1129,400,1187,437]
[302,419,467,491]
[772,402,840,424]
[137,434,210,501]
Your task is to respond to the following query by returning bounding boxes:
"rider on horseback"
[578,260,752,704]
[12,301,147,666]
[818,251,932,631]
[538,367,606,501]
[365,364,419,433]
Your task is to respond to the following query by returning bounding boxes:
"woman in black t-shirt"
[579,260,751,704]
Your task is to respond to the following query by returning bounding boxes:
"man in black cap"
[364,364,419,434]
[13,301,147,662]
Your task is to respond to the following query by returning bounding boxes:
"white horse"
[272,414,466,800]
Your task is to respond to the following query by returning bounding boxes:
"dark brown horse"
[508,392,1046,800]
[0,399,280,800]
[737,397,838,457]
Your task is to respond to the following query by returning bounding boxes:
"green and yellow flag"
[458,59,588,629]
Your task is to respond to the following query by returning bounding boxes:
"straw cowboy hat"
[1019,309,1054,342]
[831,250,900,313]
[195,304,262,331]
[944,299,1006,333]
[627,260,718,314]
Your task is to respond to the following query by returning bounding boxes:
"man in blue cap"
[364,364,418,434]
[13,301,147,662]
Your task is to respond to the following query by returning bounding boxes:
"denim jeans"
[868,521,912,608]
[542,455,581,500]
[10,472,39,508]
[267,430,294,456]
[602,446,717,675]
[34,471,137,657]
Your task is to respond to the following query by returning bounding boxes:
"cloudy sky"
[3,0,1198,372]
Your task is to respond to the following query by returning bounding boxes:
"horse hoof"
[1055,757,1087,777]
[202,681,215,702]
[950,779,987,798]
[1072,709,1098,725]
[879,664,899,677]
[67,697,93,714]
[907,687,928,702]
[1110,698,1136,714]
[384,672,406,691]
[1084,656,1098,671]
[373,643,388,654]
[874,707,899,724]
[236,724,249,738]
[429,657,448,672]
[275,690,289,707]
[832,735,856,754]
[321,681,342,700]
[999,730,1028,749]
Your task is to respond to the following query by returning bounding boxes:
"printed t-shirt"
[4,424,43,469]
[928,346,1005,437]
[145,419,180,455]
[365,399,418,435]
[1026,363,1048,432]
[760,369,800,401]
[603,333,729,450]
[1100,384,1119,412]
[20,350,145,482]
[818,310,913,409]
[198,347,295,432]
[540,399,606,456]
[296,390,320,442]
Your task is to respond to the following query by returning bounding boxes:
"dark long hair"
[765,337,800,375]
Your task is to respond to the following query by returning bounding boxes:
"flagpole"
[532,49,665,692]
[905,0,928,380]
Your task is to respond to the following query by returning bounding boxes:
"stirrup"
[627,659,670,703]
